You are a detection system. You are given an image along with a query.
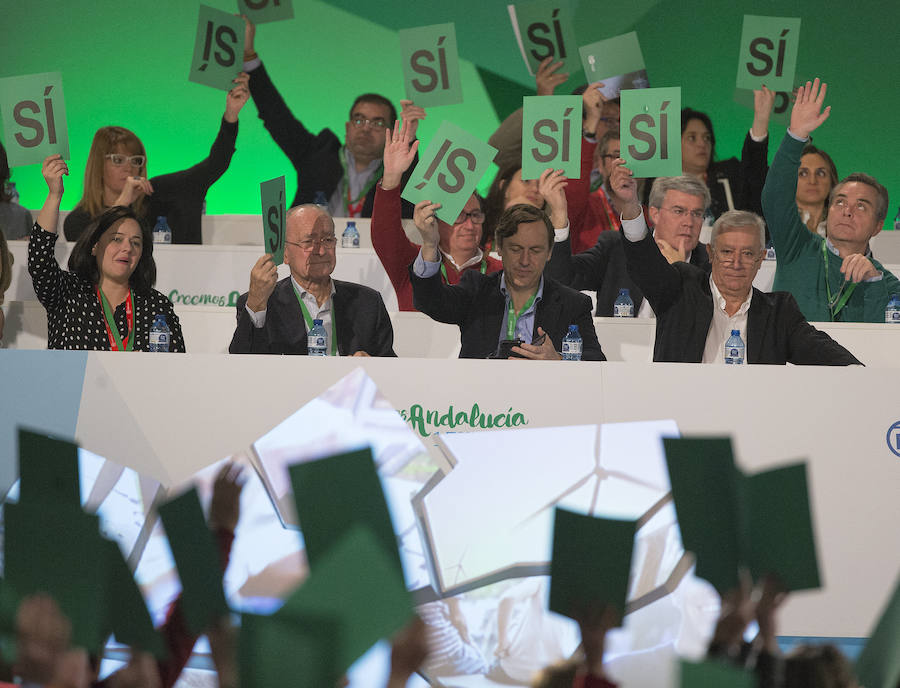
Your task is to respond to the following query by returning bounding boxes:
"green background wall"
[3,0,899,228]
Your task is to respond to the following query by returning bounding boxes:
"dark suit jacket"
[229,277,396,356]
[622,231,860,365]
[249,63,415,218]
[410,268,605,360]
[546,230,711,316]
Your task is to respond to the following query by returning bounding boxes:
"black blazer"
[622,231,860,365]
[546,231,710,316]
[249,63,415,218]
[229,277,396,356]
[410,268,605,360]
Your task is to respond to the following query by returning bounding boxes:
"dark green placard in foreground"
[104,538,165,658]
[260,175,286,265]
[189,5,246,91]
[158,487,229,635]
[0,71,69,167]
[399,23,463,108]
[288,447,402,577]
[549,507,636,623]
[278,526,411,674]
[680,658,755,688]
[521,95,582,180]
[620,87,682,178]
[401,120,497,225]
[237,0,294,24]
[855,574,900,688]
[16,427,80,507]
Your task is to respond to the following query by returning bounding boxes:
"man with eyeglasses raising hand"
[615,159,859,364]
[241,15,419,218]
[229,204,395,356]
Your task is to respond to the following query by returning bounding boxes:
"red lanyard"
[96,286,134,351]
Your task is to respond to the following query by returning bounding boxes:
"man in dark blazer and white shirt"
[229,204,395,356]
[410,185,604,361]
[547,174,711,316]
[610,161,859,365]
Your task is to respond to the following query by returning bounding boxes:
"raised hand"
[240,14,256,59]
[208,461,245,533]
[382,120,420,190]
[535,56,568,96]
[246,254,278,312]
[537,168,568,228]
[225,72,250,122]
[789,78,831,139]
[582,81,606,133]
[413,200,441,258]
[41,154,68,197]
[751,84,776,138]
[609,158,640,216]
[399,99,426,141]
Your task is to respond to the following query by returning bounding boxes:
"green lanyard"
[822,240,857,321]
[97,286,135,352]
[339,147,382,215]
[292,284,338,356]
[440,259,487,284]
[505,291,538,340]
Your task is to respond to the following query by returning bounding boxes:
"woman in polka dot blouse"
[27,155,185,352]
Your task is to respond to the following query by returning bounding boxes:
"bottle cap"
[313,318,323,326]
[731,329,740,335]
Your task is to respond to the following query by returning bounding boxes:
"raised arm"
[28,156,71,311]
[35,155,67,234]
[739,86,774,218]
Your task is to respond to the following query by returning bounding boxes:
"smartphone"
[494,339,523,359]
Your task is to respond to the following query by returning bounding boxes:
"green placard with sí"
[260,175,286,265]
[512,0,579,77]
[401,120,497,225]
[189,5,246,91]
[0,72,69,167]
[521,95,582,180]
[158,487,229,635]
[579,32,648,100]
[237,0,294,24]
[16,427,80,508]
[855,574,900,688]
[548,507,636,623]
[680,659,755,688]
[399,23,463,108]
[736,15,801,92]
[620,87,682,178]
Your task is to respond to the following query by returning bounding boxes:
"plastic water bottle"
[341,220,360,248]
[724,329,745,365]
[314,191,329,210]
[153,216,171,244]
[613,288,634,317]
[885,294,900,323]
[307,318,328,356]
[765,244,776,261]
[149,314,171,352]
[562,325,582,361]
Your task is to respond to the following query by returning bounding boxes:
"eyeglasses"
[659,206,705,220]
[105,153,145,167]
[454,209,485,225]
[714,247,761,265]
[286,237,338,251]
[349,117,389,130]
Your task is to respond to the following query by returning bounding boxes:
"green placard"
[0,72,69,167]
[399,23,463,108]
[260,175,286,265]
[104,538,165,658]
[3,502,108,652]
[663,438,742,594]
[521,95,582,180]
[548,507,636,623]
[512,0,579,77]
[288,447,402,577]
[620,87,682,178]
[158,487,229,635]
[237,0,294,24]
[189,5,246,91]
[579,32,648,100]
[16,427,80,508]
[278,526,412,674]
[401,120,497,225]
[743,463,820,591]
[680,659,755,688]
[736,15,801,92]
[856,574,900,688]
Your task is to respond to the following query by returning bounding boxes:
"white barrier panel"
[0,351,898,642]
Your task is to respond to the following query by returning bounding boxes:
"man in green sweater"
[762,78,897,322]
